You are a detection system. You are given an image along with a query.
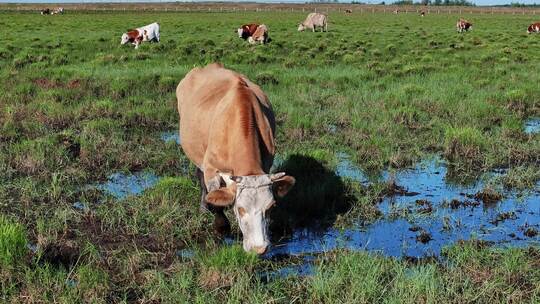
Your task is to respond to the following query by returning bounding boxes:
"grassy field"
[1,10,540,303]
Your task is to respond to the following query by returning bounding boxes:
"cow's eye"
[238,207,247,217]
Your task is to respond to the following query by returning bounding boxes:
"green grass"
[0,215,27,267]
[0,10,539,302]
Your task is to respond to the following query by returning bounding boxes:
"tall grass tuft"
[0,215,28,267]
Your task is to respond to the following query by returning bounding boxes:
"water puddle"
[335,152,370,184]
[96,171,161,199]
[524,117,540,134]
[161,131,181,144]
[72,131,180,210]
[72,201,89,211]
[266,155,540,266]
[74,172,161,210]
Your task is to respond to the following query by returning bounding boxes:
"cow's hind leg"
[196,168,231,235]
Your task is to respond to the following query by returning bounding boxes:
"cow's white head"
[297,23,306,32]
[206,172,295,254]
[120,33,130,45]
[237,28,244,38]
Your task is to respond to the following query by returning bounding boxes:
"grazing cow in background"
[121,30,144,49]
[52,7,64,14]
[40,8,50,15]
[121,22,160,49]
[527,22,540,33]
[345,9,353,14]
[457,19,472,33]
[394,9,399,14]
[420,11,425,17]
[237,23,260,40]
[298,13,328,32]
[248,24,269,44]
[176,63,295,254]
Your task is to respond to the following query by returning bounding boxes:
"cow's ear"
[206,187,235,207]
[272,174,295,198]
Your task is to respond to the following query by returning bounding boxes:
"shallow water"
[524,117,540,134]
[160,131,181,144]
[267,155,540,261]
[96,171,161,199]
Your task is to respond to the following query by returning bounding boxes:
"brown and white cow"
[345,9,353,14]
[237,23,260,40]
[121,30,144,49]
[176,63,295,255]
[248,24,269,44]
[527,22,540,34]
[40,8,50,15]
[121,22,160,49]
[298,13,328,32]
[457,19,472,33]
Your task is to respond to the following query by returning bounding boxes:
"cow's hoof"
[213,215,231,236]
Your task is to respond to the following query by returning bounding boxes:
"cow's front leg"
[209,206,231,236]
[196,168,209,211]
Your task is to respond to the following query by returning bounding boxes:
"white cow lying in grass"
[121,22,160,49]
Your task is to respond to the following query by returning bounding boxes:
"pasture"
[1,9,540,302]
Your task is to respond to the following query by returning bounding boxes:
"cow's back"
[305,13,326,27]
[177,64,275,174]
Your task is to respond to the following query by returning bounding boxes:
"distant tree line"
[496,2,540,6]
[308,0,340,2]
[392,0,475,5]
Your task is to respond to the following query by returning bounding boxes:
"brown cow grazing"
[248,24,269,44]
[528,22,540,34]
[237,23,260,40]
[457,19,472,33]
[40,8,50,15]
[176,63,295,254]
[345,9,353,14]
[420,11,425,17]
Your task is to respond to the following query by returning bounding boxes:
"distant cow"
[420,11,425,17]
[176,63,295,254]
[248,24,269,44]
[457,19,472,33]
[121,22,160,49]
[40,8,50,15]
[51,7,64,14]
[345,9,353,14]
[394,9,399,14]
[527,22,540,33]
[298,13,328,32]
[237,23,260,40]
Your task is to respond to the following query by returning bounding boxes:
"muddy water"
[524,117,540,134]
[267,155,540,262]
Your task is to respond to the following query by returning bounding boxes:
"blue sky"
[0,0,538,6]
